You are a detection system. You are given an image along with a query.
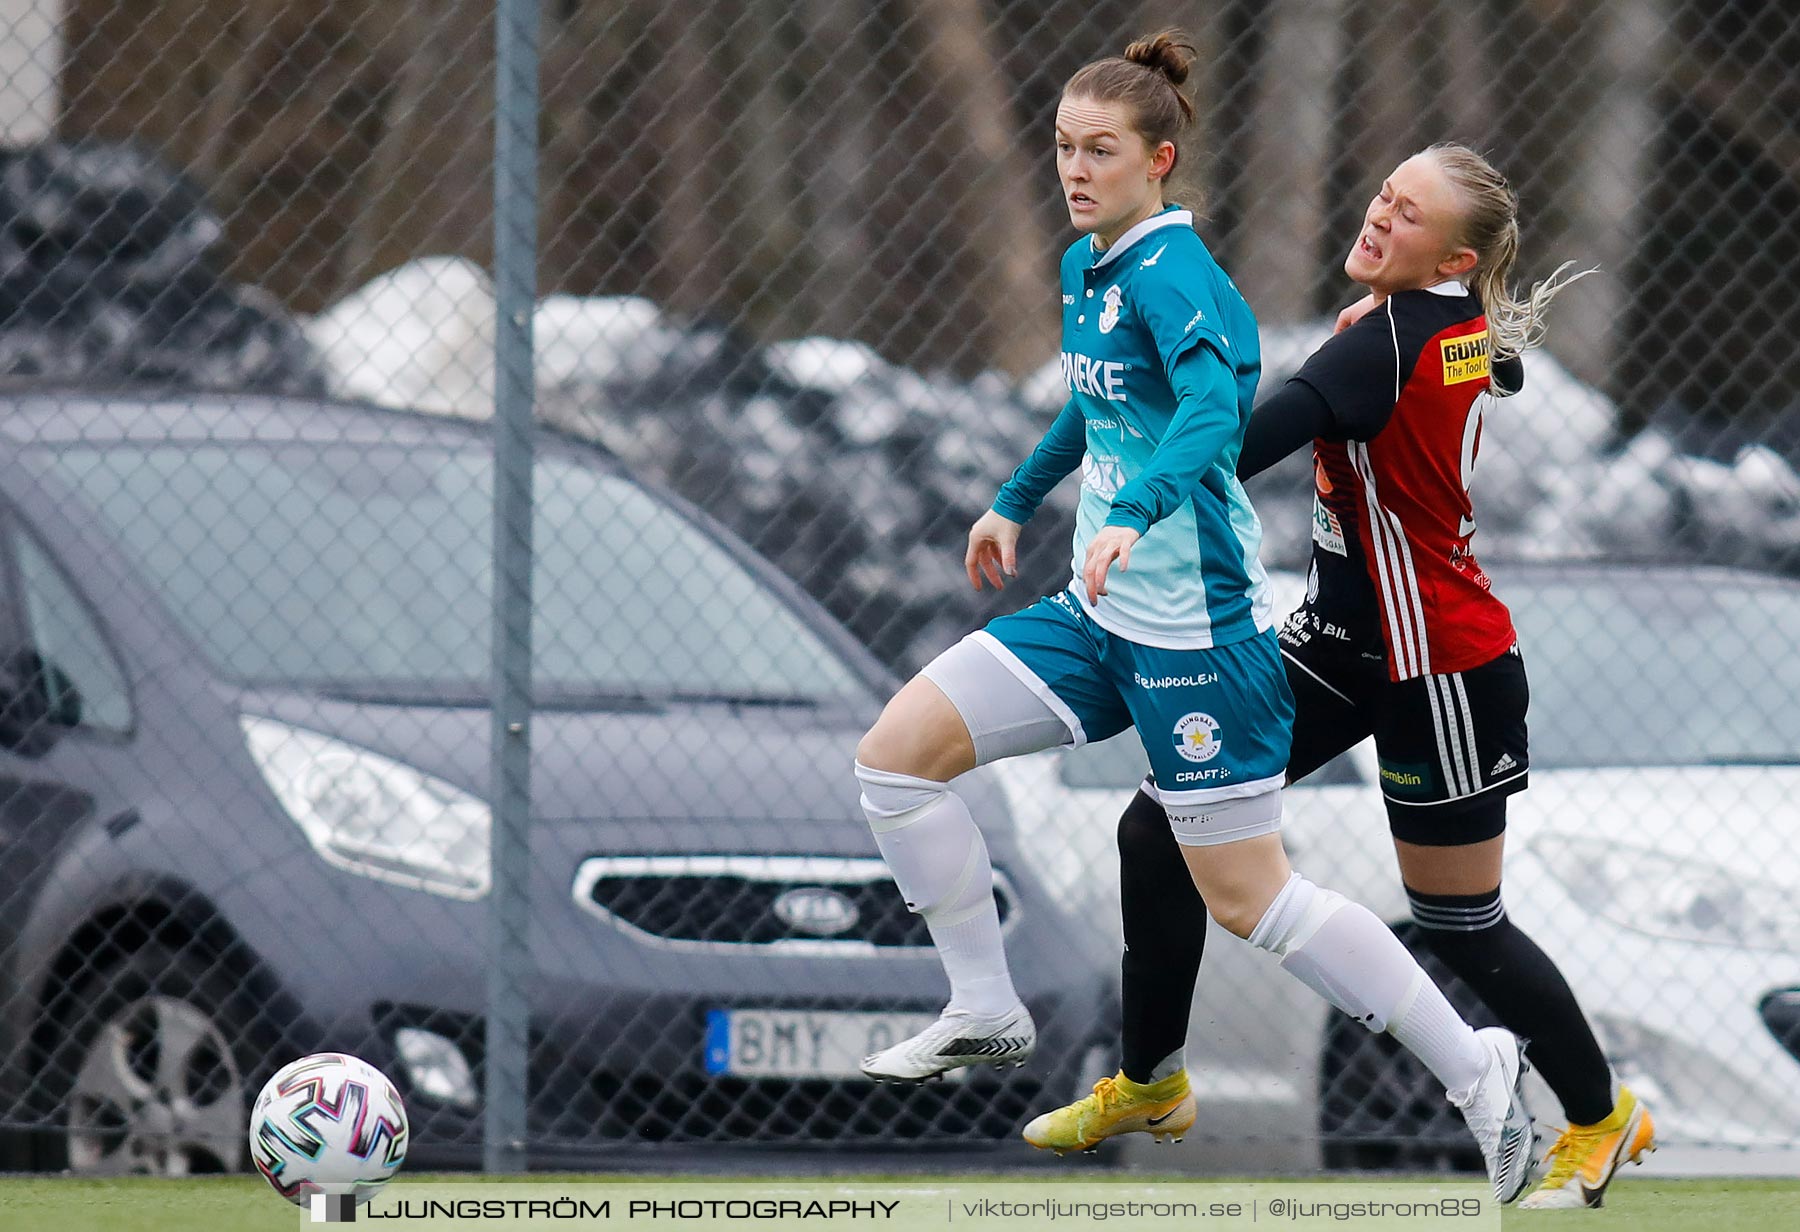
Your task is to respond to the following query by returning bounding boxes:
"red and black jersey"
[1287,282,1524,682]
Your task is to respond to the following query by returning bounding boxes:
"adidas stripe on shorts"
[1281,631,1530,846]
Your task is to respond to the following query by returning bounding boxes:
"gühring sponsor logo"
[1440,329,1491,385]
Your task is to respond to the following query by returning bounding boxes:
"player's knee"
[1205,897,1264,940]
[1161,791,1285,934]
[1247,873,1349,956]
[855,694,918,771]
[855,716,939,779]
[854,724,898,775]
[1204,870,1298,941]
[855,681,973,781]
[854,759,947,826]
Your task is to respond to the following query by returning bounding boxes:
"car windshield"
[31,441,872,706]
[1503,571,1800,769]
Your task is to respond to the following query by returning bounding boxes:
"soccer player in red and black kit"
[1023,145,1655,1209]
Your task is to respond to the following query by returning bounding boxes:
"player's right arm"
[1236,307,1401,481]
[972,399,1085,590]
[991,398,1086,525]
[966,507,1023,591]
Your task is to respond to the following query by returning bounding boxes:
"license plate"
[704,1009,964,1080]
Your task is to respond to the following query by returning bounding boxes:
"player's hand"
[1334,293,1378,334]
[1082,525,1140,605]
[966,509,1024,591]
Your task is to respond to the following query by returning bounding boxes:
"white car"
[988,560,1800,1170]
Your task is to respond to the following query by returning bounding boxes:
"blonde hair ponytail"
[1426,143,1595,363]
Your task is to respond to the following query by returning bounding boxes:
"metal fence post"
[487,0,539,1176]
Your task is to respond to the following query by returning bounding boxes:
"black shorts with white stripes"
[1277,626,1530,846]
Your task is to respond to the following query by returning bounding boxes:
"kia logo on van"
[772,886,859,936]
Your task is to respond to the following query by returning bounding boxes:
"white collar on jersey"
[1423,279,1469,297]
[1090,208,1194,269]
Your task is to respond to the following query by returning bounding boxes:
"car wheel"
[1317,925,1491,1174]
[47,943,267,1175]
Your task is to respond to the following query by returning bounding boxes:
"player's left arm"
[1083,262,1240,600]
[1084,343,1236,601]
[1105,343,1237,534]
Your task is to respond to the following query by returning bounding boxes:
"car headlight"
[241,716,490,899]
[1532,835,1800,951]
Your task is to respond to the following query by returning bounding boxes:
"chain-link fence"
[0,0,1796,1182]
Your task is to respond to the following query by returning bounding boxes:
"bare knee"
[854,716,895,771]
[1207,892,1273,940]
[1179,831,1292,939]
[856,718,916,775]
[856,676,976,782]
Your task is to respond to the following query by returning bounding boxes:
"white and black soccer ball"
[249,1052,409,1206]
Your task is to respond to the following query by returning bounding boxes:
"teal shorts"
[977,588,1293,805]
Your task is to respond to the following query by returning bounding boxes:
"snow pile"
[307,264,1800,671]
[0,140,325,393]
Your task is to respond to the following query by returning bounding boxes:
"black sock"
[1408,885,1615,1125]
[1118,787,1208,1085]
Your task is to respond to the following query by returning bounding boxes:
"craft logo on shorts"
[1172,712,1222,763]
[1099,284,1123,334]
[1440,328,1491,385]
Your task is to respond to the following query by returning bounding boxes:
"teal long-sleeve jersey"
[994,207,1277,649]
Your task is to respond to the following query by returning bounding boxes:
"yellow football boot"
[1022,1070,1195,1154]
[1520,1085,1657,1209]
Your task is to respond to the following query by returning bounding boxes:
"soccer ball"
[248,1052,409,1206]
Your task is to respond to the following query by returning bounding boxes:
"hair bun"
[1124,30,1195,87]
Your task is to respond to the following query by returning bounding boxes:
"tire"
[43,942,272,1175]
[1317,926,1492,1174]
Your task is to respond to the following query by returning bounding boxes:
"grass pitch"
[0,1174,1793,1231]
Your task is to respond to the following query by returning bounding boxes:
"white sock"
[1250,873,1485,1094]
[856,761,1019,1016]
[1391,980,1490,1100]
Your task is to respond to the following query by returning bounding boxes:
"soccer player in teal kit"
[1043,145,1650,1207]
[852,32,1534,1203]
